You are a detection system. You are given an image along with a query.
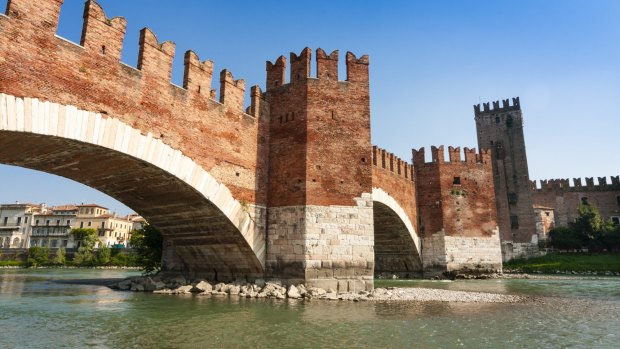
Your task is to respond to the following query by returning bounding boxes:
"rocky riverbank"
[109,274,526,303]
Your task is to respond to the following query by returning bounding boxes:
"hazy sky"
[0,0,618,215]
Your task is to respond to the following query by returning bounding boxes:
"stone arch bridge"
[0,0,427,290]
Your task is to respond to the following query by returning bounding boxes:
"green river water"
[0,269,619,348]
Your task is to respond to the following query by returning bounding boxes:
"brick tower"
[263,48,374,291]
[413,146,502,275]
[474,98,538,259]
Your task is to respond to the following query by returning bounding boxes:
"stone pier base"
[422,229,503,276]
[266,194,375,291]
[501,241,541,262]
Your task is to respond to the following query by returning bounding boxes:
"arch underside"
[373,201,422,276]
[0,130,263,279]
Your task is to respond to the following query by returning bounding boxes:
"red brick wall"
[266,49,372,207]
[531,177,620,227]
[475,98,536,243]
[0,0,269,205]
[414,146,498,237]
[371,146,417,230]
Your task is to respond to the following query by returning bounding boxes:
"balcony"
[31,232,70,237]
[0,221,22,229]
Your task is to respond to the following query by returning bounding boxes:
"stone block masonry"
[267,194,374,292]
[423,230,502,275]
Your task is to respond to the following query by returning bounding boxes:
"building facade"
[0,203,42,248]
[30,205,77,248]
[75,204,133,248]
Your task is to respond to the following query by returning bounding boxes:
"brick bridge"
[0,1,501,291]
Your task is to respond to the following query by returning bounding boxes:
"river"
[0,269,619,348]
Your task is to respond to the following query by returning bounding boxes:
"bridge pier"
[266,195,375,292]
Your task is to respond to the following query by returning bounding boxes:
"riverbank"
[503,253,620,275]
[109,275,527,303]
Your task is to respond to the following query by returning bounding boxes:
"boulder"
[174,285,193,294]
[324,292,339,301]
[266,279,282,286]
[228,285,240,295]
[287,285,301,299]
[192,281,212,293]
[306,287,326,298]
[144,277,157,292]
[214,283,226,292]
[117,279,132,291]
[130,283,145,292]
[297,284,307,296]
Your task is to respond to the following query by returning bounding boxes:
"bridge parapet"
[0,0,269,204]
[531,176,620,192]
[372,145,414,182]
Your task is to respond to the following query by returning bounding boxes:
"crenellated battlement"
[0,0,274,205]
[531,176,620,192]
[372,146,414,182]
[0,0,260,118]
[474,97,521,116]
[412,146,491,166]
[265,48,369,91]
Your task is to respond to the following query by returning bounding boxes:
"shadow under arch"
[372,188,422,277]
[0,94,265,281]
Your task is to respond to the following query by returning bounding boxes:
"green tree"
[573,202,605,241]
[129,224,163,274]
[71,228,98,266]
[600,225,620,252]
[96,244,111,265]
[549,226,583,250]
[51,247,66,265]
[27,246,50,266]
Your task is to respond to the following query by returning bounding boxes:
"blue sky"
[0,0,618,215]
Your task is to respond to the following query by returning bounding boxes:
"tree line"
[25,224,163,270]
[547,202,620,252]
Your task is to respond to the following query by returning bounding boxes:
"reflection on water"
[1,269,619,348]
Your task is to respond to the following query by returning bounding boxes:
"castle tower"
[264,48,374,291]
[413,146,502,275]
[474,98,538,259]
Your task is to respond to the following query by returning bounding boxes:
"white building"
[0,203,43,248]
[30,205,78,249]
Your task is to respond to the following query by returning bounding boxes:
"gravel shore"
[370,287,526,303]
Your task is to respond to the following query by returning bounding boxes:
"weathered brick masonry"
[0,0,504,284]
[475,98,537,260]
[0,0,269,279]
[413,146,502,274]
[531,177,620,228]
[371,146,422,277]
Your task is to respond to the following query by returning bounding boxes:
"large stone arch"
[0,93,265,280]
[372,188,422,277]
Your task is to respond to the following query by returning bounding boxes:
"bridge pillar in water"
[264,49,375,291]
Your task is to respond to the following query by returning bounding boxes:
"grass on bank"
[504,253,620,273]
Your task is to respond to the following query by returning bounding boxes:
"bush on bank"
[546,202,620,252]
